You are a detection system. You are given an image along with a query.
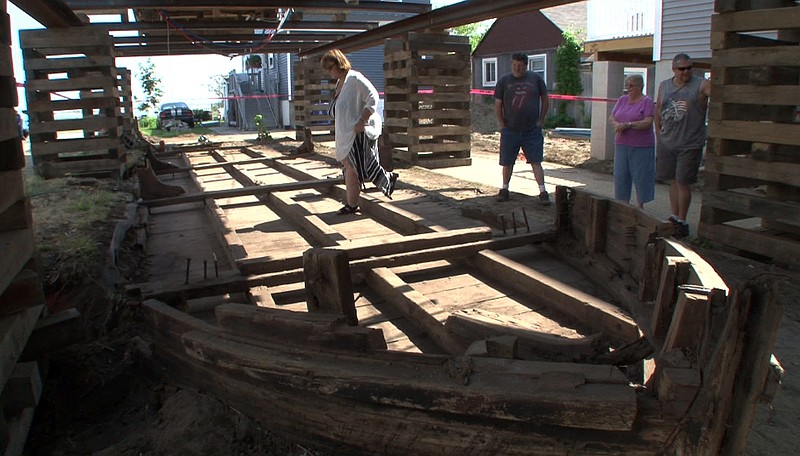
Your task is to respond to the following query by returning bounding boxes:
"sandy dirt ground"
[22,119,799,455]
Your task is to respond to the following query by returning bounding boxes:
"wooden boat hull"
[129,144,782,456]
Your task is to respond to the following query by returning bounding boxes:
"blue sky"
[9,1,462,115]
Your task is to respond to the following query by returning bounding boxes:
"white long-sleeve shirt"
[332,69,380,161]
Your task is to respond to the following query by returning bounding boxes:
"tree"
[554,28,584,96]
[548,28,585,128]
[448,20,492,52]
[208,74,228,114]
[137,59,163,115]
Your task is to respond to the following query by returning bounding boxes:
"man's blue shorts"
[499,127,544,166]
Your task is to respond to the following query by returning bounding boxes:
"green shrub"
[138,116,157,129]
[544,111,576,129]
[194,109,212,122]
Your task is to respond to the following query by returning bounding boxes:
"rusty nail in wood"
[512,212,517,234]
[522,207,530,233]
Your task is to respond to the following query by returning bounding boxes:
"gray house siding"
[472,50,557,92]
[348,47,386,94]
[659,0,713,60]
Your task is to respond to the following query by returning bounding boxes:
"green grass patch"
[26,176,130,283]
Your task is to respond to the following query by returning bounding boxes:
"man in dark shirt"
[494,53,550,204]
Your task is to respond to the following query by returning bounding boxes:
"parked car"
[157,102,195,129]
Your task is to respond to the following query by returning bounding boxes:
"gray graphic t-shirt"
[657,76,707,150]
[494,71,548,132]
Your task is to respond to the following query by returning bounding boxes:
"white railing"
[587,0,656,41]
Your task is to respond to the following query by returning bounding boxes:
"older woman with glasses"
[609,74,656,209]
[320,49,398,215]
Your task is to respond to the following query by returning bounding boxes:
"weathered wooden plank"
[445,309,605,362]
[0,361,42,414]
[22,55,116,71]
[365,267,467,355]
[133,231,557,302]
[267,193,341,246]
[704,155,800,187]
[0,269,44,317]
[180,329,638,431]
[702,190,800,226]
[29,116,122,134]
[698,222,800,266]
[650,257,692,343]
[19,27,112,48]
[19,308,85,361]
[656,367,701,415]
[0,230,35,295]
[708,119,800,146]
[712,46,800,68]
[30,136,121,156]
[0,171,23,217]
[215,304,386,352]
[712,84,800,106]
[711,6,800,32]
[141,177,343,208]
[662,291,710,355]
[586,196,608,253]
[0,305,43,388]
[239,226,493,275]
[467,250,639,345]
[25,75,118,93]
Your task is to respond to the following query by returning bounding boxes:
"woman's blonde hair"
[320,49,352,72]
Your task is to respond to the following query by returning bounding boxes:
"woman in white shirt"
[321,49,398,215]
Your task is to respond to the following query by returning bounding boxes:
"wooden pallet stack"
[117,67,135,136]
[700,0,800,265]
[0,2,46,454]
[20,27,124,179]
[384,32,471,169]
[292,58,335,142]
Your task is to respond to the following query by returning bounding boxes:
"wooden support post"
[586,196,608,253]
[303,248,357,326]
[662,291,710,355]
[650,257,692,343]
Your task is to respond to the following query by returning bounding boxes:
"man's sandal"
[336,204,359,215]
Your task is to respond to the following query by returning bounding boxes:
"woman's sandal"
[336,204,359,215]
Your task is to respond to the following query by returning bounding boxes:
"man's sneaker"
[667,216,689,238]
[538,191,551,206]
[675,221,690,239]
[497,188,510,202]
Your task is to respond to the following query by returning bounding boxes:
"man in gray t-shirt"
[655,53,711,238]
[494,53,550,204]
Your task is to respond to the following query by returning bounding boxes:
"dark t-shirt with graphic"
[494,71,548,132]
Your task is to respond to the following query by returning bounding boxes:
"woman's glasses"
[675,66,693,71]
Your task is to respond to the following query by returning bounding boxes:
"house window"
[624,67,647,94]
[268,53,275,69]
[527,54,546,83]
[482,58,497,87]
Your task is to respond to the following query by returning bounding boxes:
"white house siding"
[659,0,713,61]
